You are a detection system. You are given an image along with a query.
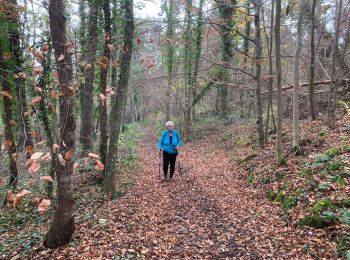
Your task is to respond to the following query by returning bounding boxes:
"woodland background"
[0,0,350,258]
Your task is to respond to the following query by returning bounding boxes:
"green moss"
[311,198,336,213]
[339,197,350,208]
[262,176,271,184]
[298,215,329,229]
[337,236,350,258]
[329,160,341,171]
[298,169,311,176]
[324,147,341,157]
[274,191,286,203]
[275,171,284,180]
[266,189,276,201]
[282,196,298,209]
[318,130,326,137]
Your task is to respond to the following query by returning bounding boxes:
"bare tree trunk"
[275,0,283,163]
[309,0,317,120]
[292,0,304,148]
[327,0,342,129]
[252,0,264,148]
[80,0,99,154]
[44,0,76,248]
[263,0,276,142]
[104,0,134,193]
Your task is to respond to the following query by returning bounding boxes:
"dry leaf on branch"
[38,199,51,213]
[40,176,53,182]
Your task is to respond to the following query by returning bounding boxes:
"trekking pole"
[178,160,182,179]
[158,150,161,180]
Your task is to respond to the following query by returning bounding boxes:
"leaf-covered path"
[35,125,334,259]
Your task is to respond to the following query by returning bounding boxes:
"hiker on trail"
[158,121,182,181]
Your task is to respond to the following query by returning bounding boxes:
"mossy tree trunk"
[104,0,134,193]
[80,0,99,154]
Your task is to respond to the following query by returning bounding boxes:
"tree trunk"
[216,0,235,120]
[275,0,283,163]
[80,0,99,154]
[164,0,176,121]
[44,0,76,248]
[263,0,276,142]
[252,0,264,148]
[0,4,19,189]
[99,0,112,166]
[327,0,342,129]
[104,0,134,193]
[292,0,304,148]
[7,6,33,158]
[191,0,205,121]
[183,0,193,137]
[37,43,56,198]
[309,0,317,120]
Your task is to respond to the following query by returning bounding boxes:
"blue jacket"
[158,129,182,154]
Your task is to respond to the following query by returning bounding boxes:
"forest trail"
[36,124,328,259]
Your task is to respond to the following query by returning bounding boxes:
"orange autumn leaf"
[42,42,49,52]
[32,66,43,76]
[36,140,48,146]
[58,154,66,166]
[64,149,75,160]
[112,59,120,68]
[17,189,31,198]
[96,61,108,70]
[7,191,16,202]
[53,143,60,153]
[4,52,12,61]
[12,153,17,161]
[73,162,79,175]
[1,139,13,151]
[88,152,99,160]
[95,160,104,171]
[40,176,53,182]
[17,72,26,79]
[31,96,42,106]
[42,152,52,161]
[50,90,59,98]
[29,160,41,174]
[99,93,107,106]
[26,145,33,154]
[101,56,109,65]
[38,199,51,213]
[107,44,115,53]
[30,152,44,160]
[57,54,64,61]
[1,91,13,99]
[33,197,41,205]
[48,103,56,112]
[85,63,92,70]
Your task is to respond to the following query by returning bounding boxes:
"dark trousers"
[163,151,177,178]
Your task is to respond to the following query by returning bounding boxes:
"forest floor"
[31,114,349,259]
[1,115,349,259]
